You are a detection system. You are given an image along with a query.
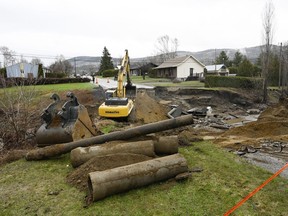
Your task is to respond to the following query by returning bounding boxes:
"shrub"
[102,69,118,78]
[228,67,238,75]
[45,72,66,78]
[0,79,39,148]
[148,68,157,78]
[205,75,263,89]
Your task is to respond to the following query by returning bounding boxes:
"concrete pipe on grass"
[87,153,188,202]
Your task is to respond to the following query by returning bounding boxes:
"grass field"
[0,82,287,215]
[0,82,95,96]
[1,141,287,216]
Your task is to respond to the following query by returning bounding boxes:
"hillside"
[68,45,280,74]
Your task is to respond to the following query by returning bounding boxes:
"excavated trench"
[153,87,288,178]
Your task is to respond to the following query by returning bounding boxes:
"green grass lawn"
[1,141,287,216]
[32,82,95,92]
[0,82,96,103]
[0,82,95,95]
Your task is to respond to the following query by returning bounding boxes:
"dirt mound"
[216,99,288,148]
[258,99,288,121]
[66,153,153,192]
[133,91,169,123]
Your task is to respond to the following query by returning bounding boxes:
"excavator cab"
[36,92,96,146]
[105,89,117,99]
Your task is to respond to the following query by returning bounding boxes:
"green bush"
[45,72,66,78]
[205,75,263,89]
[102,69,118,77]
[148,68,157,78]
[228,67,238,74]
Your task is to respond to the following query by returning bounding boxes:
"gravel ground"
[242,152,288,179]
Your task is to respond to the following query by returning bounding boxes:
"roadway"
[94,77,154,90]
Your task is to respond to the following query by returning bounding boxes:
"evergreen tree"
[215,51,231,66]
[38,63,44,78]
[232,51,243,67]
[256,52,279,85]
[98,47,114,75]
[238,57,260,77]
[268,53,280,86]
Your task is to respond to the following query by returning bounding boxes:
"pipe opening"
[87,174,94,203]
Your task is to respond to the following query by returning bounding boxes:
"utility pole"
[214,49,217,74]
[74,57,77,77]
[279,42,282,89]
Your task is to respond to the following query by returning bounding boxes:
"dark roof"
[130,62,158,70]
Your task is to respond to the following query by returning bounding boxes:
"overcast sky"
[0,0,287,65]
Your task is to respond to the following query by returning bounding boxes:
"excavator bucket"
[125,83,137,99]
[36,92,96,147]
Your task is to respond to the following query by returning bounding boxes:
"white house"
[205,64,229,76]
[154,55,205,80]
[6,63,39,78]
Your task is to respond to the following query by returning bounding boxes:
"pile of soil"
[215,99,288,148]
[133,90,169,123]
[66,153,153,192]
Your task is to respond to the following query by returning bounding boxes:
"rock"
[247,109,261,114]
[190,167,204,172]
[175,172,191,181]
[0,138,4,151]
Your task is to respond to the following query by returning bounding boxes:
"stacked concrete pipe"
[70,135,179,168]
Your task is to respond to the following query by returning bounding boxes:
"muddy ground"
[0,86,287,181]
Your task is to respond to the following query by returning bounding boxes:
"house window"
[190,68,194,76]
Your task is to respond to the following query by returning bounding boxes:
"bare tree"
[20,55,28,63]
[154,35,179,63]
[0,46,17,67]
[31,58,42,65]
[0,79,39,147]
[49,55,73,75]
[261,1,275,103]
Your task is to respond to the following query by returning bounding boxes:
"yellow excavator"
[98,49,136,118]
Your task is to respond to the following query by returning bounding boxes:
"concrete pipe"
[71,136,179,167]
[70,140,156,168]
[154,136,178,155]
[26,114,193,160]
[87,153,188,202]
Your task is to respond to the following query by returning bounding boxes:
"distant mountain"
[68,45,279,74]
[177,46,263,65]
